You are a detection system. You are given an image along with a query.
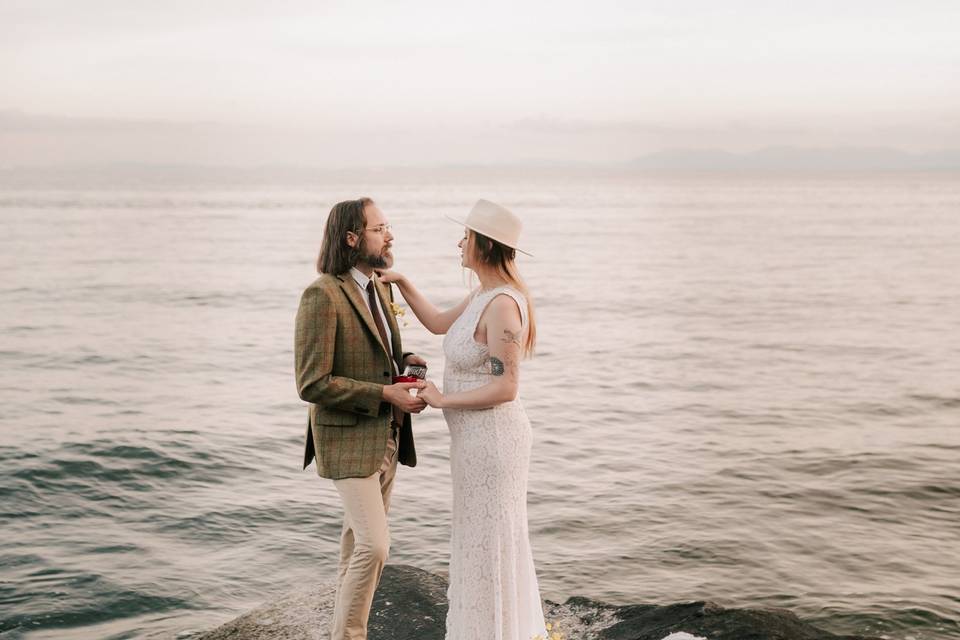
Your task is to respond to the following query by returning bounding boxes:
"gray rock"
[194,566,445,640]
[195,565,882,640]
[594,599,881,640]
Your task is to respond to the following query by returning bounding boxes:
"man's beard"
[357,243,393,269]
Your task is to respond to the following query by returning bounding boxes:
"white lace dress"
[442,286,547,640]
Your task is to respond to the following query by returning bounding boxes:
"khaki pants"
[330,431,399,640]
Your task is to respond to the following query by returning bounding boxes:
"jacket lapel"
[337,273,391,360]
[375,278,404,364]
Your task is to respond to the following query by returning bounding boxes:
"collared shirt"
[349,267,397,374]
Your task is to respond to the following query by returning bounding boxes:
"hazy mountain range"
[630,147,960,170]
[1,148,959,185]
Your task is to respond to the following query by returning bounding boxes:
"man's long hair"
[317,198,373,275]
[468,230,537,357]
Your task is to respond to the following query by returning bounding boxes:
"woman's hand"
[374,268,405,285]
[418,380,444,408]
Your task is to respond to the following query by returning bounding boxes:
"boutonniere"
[388,301,408,327]
[533,621,564,640]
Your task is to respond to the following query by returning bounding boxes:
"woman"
[376,199,547,640]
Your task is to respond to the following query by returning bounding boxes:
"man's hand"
[402,353,427,369]
[383,382,428,413]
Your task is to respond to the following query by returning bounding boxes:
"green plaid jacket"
[294,272,417,479]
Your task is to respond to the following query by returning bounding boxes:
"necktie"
[367,281,403,428]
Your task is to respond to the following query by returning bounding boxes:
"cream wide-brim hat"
[445,199,533,257]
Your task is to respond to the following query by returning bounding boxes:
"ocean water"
[1,168,958,639]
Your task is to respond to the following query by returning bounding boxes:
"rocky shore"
[196,565,881,640]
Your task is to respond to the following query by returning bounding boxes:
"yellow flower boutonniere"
[388,301,408,327]
[532,621,564,640]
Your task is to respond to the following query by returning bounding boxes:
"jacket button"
[383,372,390,377]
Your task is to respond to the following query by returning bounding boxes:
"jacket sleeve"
[294,285,384,417]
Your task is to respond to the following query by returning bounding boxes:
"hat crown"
[464,199,523,250]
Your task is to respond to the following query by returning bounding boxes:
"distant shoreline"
[2,145,960,177]
[1,162,959,190]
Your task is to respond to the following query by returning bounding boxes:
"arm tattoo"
[500,328,521,347]
[488,357,505,376]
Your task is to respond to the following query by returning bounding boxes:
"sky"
[2,0,959,167]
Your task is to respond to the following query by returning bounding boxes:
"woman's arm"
[377,270,472,335]
[419,294,523,410]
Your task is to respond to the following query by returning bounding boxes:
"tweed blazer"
[294,271,417,479]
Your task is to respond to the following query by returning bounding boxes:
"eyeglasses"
[365,223,392,235]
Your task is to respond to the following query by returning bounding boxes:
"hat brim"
[445,214,533,257]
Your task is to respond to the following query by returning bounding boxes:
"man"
[294,197,427,640]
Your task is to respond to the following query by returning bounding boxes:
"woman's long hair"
[316,198,372,274]
[468,230,537,357]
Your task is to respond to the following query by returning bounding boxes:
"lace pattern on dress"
[442,286,547,640]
